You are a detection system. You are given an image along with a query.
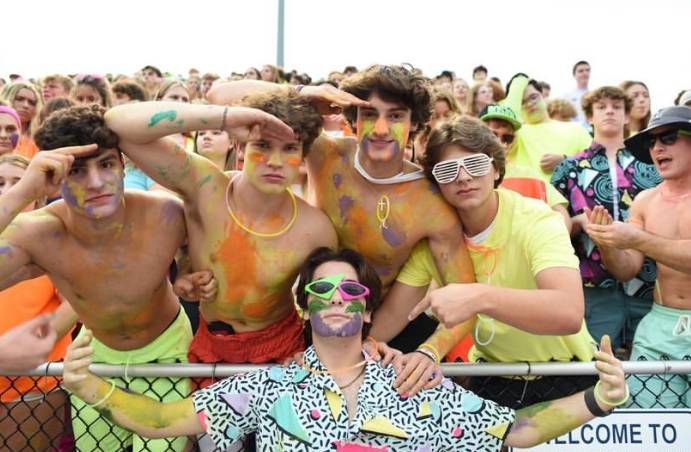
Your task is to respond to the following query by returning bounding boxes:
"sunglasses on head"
[644,128,691,149]
[432,153,494,184]
[492,131,515,145]
[305,274,370,301]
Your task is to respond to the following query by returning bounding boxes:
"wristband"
[293,85,305,93]
[220,106,229,132]
[414,348,438,364]
[417,343,441,364]
[594,380,629,407]
[86,380,117,409]
[584,386,611,417]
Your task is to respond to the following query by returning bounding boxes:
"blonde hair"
[547,98,577,121]
[0,82,43,138]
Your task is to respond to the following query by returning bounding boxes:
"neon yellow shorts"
[71,308,193,452]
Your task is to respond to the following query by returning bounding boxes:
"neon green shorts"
[71,308,193,452]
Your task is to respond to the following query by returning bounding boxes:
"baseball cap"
[625,106,691,164]
[479,104,522,131]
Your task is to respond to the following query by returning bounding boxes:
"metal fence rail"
[1,361,689,452]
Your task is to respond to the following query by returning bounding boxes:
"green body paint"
[360,120,375,138]
[345,300,365,313]
[308,299,330,314]
[390,122,406,150]
[147,110,177,128]
[196,174,212,188]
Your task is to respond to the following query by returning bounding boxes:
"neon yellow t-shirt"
[397,189,595,363]
[510,120,593,184]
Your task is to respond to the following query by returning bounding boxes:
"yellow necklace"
[224,175,298,238]
[302,337,378,376]
[376,194,390,229]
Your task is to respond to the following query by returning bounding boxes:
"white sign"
[510,409,691,452]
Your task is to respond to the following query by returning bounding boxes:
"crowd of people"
[0,61,689,451]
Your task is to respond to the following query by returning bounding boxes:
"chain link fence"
[1,360,690,452]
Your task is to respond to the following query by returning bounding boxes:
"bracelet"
[414,348,438,364]
[220,106,229,132]
[86,380,117,409]
[293,84,305,93]
[417,343,441,364]
[584,386,611,417]
[594,380,629,407]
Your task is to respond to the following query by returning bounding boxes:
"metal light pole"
[277,0,285,69]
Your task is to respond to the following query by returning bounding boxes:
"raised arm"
[0,145,97,280]
[506,335,628,448]
[63,330,202,439]
[104,102,294,198]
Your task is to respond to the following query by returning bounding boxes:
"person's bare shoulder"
[295,197,337,246]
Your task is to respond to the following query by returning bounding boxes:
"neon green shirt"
[509,120,593,184]
[397,189,595,363]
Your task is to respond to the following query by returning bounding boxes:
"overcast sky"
[2,0,688,111]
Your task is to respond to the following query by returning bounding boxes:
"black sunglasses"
[492,131,515,145]
[644,128,691,149]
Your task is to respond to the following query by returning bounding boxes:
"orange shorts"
[188,309,305,388]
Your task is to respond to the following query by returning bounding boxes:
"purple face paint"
[10,134,18,149]
[333,173,342,188]
[311,312,362,338]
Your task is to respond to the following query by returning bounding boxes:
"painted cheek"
[308,298,330,315]
[286,156,301,167]
[62,179,87,209]
[357,119,375,145]
[344,299,365,313]
[245,151,265,163]
[390,122,410,154]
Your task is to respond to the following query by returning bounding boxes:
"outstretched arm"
[506,335,628,447]
[104,102,294,198]
[63,330,202,439]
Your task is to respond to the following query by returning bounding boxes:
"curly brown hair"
[35,105,120,162]
[420,116,505,188]
[339,64,431,140]
[582,86,631,119]
[239,89,322,155]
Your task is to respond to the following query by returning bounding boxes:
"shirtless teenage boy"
[587,106,691,408]
[105,91,338,387]
[0,105,195,452]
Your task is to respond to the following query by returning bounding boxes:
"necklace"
[353,147,425,184]
[337,365,366,390]
[463,207,512,347]
[224,174,298,238]
[376,194,390,229]
[302,336,378,376]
